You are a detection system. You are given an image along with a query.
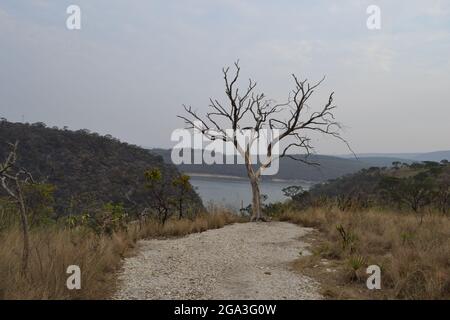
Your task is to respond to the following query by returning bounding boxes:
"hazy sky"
[1,0,449,154]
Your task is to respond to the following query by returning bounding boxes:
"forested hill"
[0,121,202,215]
[306,161,450,212]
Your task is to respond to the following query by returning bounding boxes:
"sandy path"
[113,222,322,300]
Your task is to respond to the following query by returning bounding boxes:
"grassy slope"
[279,207,450,299]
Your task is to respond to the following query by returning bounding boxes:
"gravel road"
[113,222,322,300]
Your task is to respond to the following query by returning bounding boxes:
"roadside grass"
[278,207,450,299]
[0,211,242,300]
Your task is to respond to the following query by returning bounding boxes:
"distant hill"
[340,151,450,162]
[0,121,202,215]
[151,148,417,182]
[413,150,450,162]
[356,156,413,167]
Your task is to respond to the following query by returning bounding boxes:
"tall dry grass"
[137,210,242,239]
[279,208,450,299]
[0,212,241,300]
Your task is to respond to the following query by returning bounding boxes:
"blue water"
[189,176,313,210]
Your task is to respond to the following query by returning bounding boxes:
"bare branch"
[0,140,32,273]
[177,63,352,220]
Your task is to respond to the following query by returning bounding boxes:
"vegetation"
[278,208,449,299]
[0,123,230,299]
[144,169,195,224]
[1,119,448,300]
[0,142,34,273]
[283,161,450,214]
[0,121,203,215]
[0,150,241,299]
[0,196,240,299]
[265,161,450,299]
[172,173,194,220]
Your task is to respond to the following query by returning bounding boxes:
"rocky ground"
[114,221,322,300]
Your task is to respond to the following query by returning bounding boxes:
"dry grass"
[278,207,450,299]
[0,211,242,300]
[137,211,242,239]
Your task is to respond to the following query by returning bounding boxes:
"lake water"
[189,175,314,210]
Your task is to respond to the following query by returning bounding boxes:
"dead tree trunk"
[250,176,262,221]
[245,150,264,221]
[15,179,30,274]
[178,198,183,220]
[0,142,32,274]
[1,177,30,274]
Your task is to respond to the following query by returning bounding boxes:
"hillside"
[151,148,414,182]
[310,161,450,196]
[340,151,450,162]
[414,150,450,162]
[305,160,450,212]
[0,121,202,215]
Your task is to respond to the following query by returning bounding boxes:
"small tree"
[282,185,306,201]
[379,174,434,216]
[401,173,434,214]
[172,174,192,219]
[392,161,401,169]
[179,62,349,221]
[144,168,172,224]
[0,142,34,273]
[283,185,311,209]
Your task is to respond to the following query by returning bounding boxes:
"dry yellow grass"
[138,211,242,239]
[279,208,450,299]
[0,211,241,300]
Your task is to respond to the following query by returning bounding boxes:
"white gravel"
[113,221,322,300]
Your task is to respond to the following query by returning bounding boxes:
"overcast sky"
[0,0,449,154]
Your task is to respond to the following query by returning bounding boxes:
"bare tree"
[178,62,350,221]
[0,141,34,273]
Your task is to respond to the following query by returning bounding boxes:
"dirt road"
[114,222,322,299]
